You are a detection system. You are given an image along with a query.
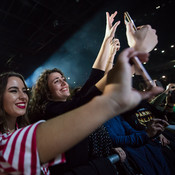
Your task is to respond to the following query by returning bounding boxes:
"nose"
[60,79,67,86]
[19,91,28,101]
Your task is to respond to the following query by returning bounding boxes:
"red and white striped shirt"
[0,121,66,175]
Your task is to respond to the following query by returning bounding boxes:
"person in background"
[29,11,121,122]
[105,114,171,175]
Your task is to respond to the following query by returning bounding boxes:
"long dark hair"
[0,72,29,133]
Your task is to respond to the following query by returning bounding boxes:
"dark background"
[0,0,174,88]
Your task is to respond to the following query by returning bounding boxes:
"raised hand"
[125,22,158,52]
[105,11,120,40]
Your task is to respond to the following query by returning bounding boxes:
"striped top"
[0,120,66,175]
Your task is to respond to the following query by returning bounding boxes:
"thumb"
[125,21,135,35]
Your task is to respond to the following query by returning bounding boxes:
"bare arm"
[92,11,120,71]
[105,38,120,74]
[36,48,163,164]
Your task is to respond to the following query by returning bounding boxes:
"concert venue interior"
[0,0,174,88]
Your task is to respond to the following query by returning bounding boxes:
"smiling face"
[3,76,29,118]
[48,72,70,101]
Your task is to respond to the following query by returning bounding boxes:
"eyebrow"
[8,86,26,90]
[52,77,60,83]
[8,86,18,90]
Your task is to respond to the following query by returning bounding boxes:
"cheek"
[3,100,13,116]
[3,95,12,112]
[49,84,61,95]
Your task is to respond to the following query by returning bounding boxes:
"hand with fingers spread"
[145,118,169,138]
[113,147,126,162]
[125,21,158,52]
[105,11,120,40]
[92,11,120,71]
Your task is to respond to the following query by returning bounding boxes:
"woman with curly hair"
[29,11,120,122]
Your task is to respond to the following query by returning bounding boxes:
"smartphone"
[124,11,154,90]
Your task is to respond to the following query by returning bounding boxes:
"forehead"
[48,72,63,82]
[6,76,25,88]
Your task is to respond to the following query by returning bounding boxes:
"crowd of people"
[0,10,174,175]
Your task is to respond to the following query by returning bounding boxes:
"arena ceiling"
[0,0,174,87]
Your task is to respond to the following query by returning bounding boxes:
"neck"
[6,116,17,133]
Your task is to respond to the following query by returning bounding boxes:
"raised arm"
[94,20,159,92]
[125,21,158,52]
[36,48,163,164]
[92,11,120,71]
[105,38,120,74]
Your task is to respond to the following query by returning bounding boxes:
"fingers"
[110,38,120,51]
[113,147,126,162]
[125,21,136,34]
[129,51,150,63]
[140,86,164,101]
[153,118,169,127]
[106,12,110,24]
[109,11,118,24]
[106,11,119,29]
[111,11,118,19]
[110,21,120,37]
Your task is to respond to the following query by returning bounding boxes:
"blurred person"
[105,115,171,175]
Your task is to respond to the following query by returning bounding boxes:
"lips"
[61,87,68,91]
[16,102,27,109]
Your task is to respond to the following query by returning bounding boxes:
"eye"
[9,89,17,93]
[23,89,28,94]
[54,80,59,84]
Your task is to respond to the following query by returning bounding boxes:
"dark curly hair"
[0,72,29,133]
[28,68,66,123]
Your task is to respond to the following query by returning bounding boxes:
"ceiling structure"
[0,0,174,87]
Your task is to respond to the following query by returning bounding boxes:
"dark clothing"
[105,116,149,147]
[45,68,103,119]
[122,100,166,130]
[122,100,175,174]
[105,116,171,175]
[44,69,113,174]
[63,158,117,175]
